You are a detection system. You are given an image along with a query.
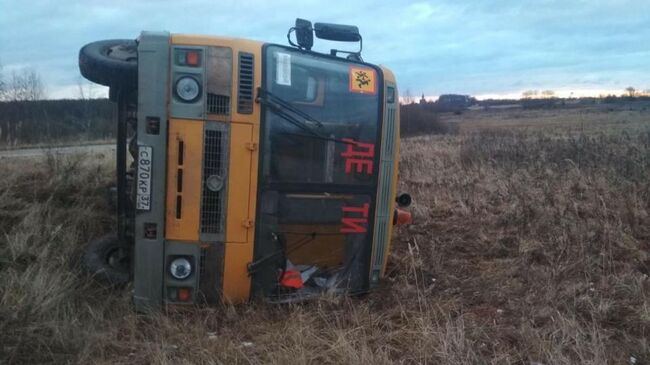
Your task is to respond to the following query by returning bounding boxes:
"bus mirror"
[294,18,313,51]
[313,22,361,42]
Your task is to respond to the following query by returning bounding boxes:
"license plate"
[136,146,153,211]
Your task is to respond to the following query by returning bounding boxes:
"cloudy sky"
[1,0,648,100]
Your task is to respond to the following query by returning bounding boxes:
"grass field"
[1,105,649,364]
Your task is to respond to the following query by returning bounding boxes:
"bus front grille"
[200,126,227,239]
[207,93,230,115]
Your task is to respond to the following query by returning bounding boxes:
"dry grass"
[446,103,650,136]
[1,106,649,364]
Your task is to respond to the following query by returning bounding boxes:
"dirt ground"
[0,105,648,364]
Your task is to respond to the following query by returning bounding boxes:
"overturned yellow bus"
[79,19,411,311]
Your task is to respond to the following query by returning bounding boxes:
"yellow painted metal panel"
[247,123,260,244]
[165,119,204,241]
[170,34,263,302]
[171,34,263,50]
[226,123,253,242]
[222,122,256,302]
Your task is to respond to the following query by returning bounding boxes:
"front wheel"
[82,233,131,285]
[79,39,137,88]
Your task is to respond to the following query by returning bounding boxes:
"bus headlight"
[175,76,201,102]
[169,257,192,279]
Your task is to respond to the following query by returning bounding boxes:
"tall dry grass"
[0,107,648,364]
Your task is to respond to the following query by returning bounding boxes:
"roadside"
[0,143,116,159]
[0,139,115,152]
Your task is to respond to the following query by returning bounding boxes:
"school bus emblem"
[349,66,377,94]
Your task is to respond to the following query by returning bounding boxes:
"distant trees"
[0,63,114,146]
[522,90,538,99]
[520,87,650,99]
[621,87,650,97]
[0,62,6,101]
[0,62,50,146]
[519,89,562,109]
[541,90,556,98]
[0,61,46,101]
[8,69,45,101]
[523,90,557,99]
[402,89,414,104]
[0,99,114,146]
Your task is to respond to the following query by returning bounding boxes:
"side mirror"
[294,18,313,50]
[313,22,361,42]
[396,193,412,208]
[287,19,363,58]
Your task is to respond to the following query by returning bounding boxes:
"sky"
[1,0,649,100]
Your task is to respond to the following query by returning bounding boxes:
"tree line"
[0,61,115,146]
[0,99,114,146]
[0,64,45,102]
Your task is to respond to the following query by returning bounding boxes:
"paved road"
[0,144,116,159]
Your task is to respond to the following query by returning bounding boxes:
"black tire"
[82,233,131,285]
[79,39,137,88]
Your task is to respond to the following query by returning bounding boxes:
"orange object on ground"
[280,270,304,289]
[393,208,413,225]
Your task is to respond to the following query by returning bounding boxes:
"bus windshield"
[261,45,381,186]
[253,46,384,298]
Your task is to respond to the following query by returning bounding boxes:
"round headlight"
[169,257,192,279]
[175,76,201,102]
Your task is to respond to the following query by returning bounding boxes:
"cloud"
[1,0,648,98]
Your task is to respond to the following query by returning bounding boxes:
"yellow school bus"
[79,19,411,311]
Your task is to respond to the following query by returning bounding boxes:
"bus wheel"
[79,39,137,88]
[83,233,131,285]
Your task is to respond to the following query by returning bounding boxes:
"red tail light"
[186,51,200,66]
[178,287,191,302]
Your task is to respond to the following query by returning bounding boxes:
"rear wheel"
[79,39,137,88]
[82,233,131,285]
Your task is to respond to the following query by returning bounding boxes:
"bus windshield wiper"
[256,88,353,145]
[257,87,323,126]
[256,87,327,139]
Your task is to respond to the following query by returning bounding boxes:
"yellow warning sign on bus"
[349,66,377,95]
